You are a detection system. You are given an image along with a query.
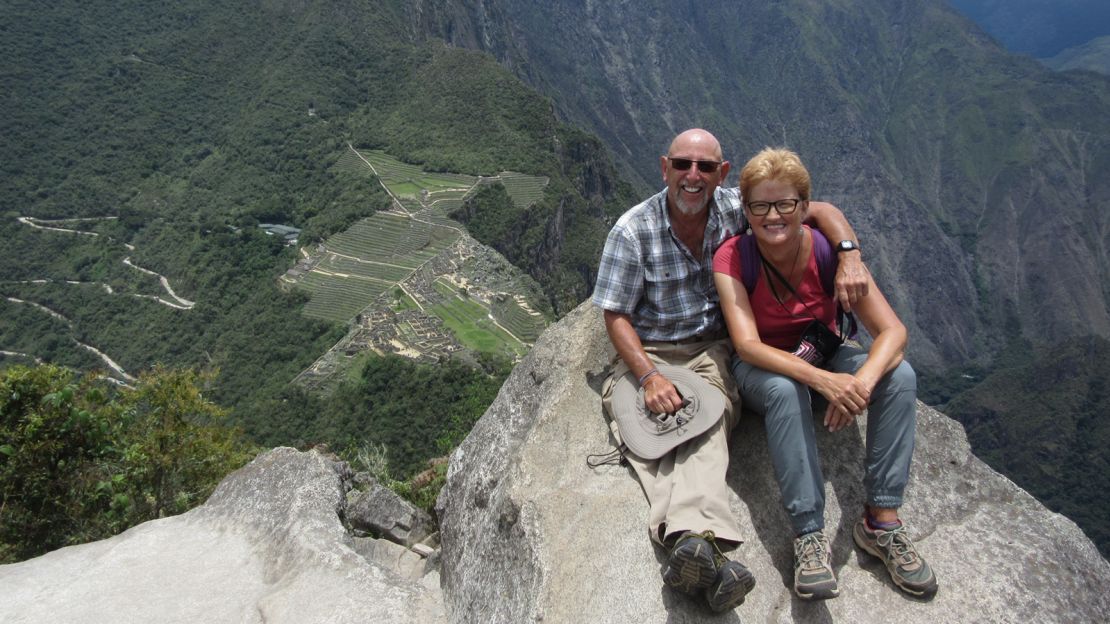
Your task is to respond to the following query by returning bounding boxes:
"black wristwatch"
[836,240,860,253]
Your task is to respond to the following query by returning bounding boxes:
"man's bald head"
[667,128,724,161]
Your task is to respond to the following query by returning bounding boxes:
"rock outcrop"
[2,302,1109,623]
[0,448,445,624]
[436,302,1110,623]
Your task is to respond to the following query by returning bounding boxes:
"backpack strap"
[811,228,836,296]
[739,234,760,294]
[810,229,858,339]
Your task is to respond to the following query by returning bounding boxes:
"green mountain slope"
[945,337,1110,554]
[1,0,632,450]
[414,0,1110,374]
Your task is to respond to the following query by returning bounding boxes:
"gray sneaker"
[793,531,839,600]
[661,531,718,595]
[853,518,938,598]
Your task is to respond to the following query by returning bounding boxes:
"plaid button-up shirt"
[592,187,746,341]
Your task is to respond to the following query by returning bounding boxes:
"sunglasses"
[667,157,722,174]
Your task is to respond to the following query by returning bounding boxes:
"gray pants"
[728,345,917,536]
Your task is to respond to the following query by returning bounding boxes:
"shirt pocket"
[643,260,692,307]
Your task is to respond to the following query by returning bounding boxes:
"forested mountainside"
[411,0,1110,375]
[407,0,1110,556]
[1,0,632,473]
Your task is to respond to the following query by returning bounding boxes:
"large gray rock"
[437,301,1110,623]
[346,480,434,546]
[0,447,445,624]
[4,302,1108,623]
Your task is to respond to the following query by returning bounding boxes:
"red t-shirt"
[712,227,838,351]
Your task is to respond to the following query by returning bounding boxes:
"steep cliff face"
[435,302,1110,622]
[405,0,1110,375]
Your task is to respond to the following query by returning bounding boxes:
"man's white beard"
[673,193,709,216]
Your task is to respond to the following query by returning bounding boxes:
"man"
[593,129,868,612]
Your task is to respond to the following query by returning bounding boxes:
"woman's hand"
[814,371,871,431]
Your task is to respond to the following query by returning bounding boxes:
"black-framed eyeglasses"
[746,198,802,216]
[666,157,722,174]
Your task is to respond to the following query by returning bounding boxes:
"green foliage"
[273,353,510,480]
[0,365,257,563]
[1,0,633,540]
[344,441,447,516]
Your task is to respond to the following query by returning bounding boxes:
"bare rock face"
[3,302,1108,623]
[346,480,435,546]
[436,301,1110,623]
[0,448,445,624]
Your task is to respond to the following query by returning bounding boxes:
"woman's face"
[745,178,808,247]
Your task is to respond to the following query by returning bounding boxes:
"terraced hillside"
[333,147,549,219]
[287,148,553,383]
[284,212,459,323]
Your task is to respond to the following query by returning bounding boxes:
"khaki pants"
[601,338,743,546]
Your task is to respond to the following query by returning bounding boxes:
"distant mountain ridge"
[404,0,1110,555]
[948,0,1110,58]
[1044,35,1110,76]
[409,0,1110,377]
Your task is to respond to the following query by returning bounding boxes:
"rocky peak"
[2,303,1108,622]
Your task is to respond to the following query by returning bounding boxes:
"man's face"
[661,135,729,217]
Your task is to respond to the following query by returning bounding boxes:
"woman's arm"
[819,273,907,432]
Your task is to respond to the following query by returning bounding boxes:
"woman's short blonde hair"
[739,147,811,201]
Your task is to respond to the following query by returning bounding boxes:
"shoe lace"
[795,532,828,571]
[875,525,920,567]
[678,530,731,568]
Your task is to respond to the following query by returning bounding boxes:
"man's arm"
[603,310,684,414]
[806,200,869,311]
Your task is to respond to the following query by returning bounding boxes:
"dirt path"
[16,216,196,309]
[3,296,135,382]
[122,258,196,308]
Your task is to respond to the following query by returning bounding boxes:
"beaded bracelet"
[638,368,659,388]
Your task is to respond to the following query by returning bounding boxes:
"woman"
[712,148,937,601]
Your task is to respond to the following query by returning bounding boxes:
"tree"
[0,365,257,563]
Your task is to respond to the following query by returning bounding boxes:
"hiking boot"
[661,531,718,595]
[705,559,756,612]
[793,531,839,600]
[853,518,938,599]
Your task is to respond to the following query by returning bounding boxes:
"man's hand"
[834,250,869,312]
[642,373,684,415]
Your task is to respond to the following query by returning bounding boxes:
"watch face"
[838,240,857,252]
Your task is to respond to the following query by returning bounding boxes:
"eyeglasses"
[667,157,722,174]
[746,198,802,216]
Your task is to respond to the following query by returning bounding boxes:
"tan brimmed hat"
[610,364,725,459]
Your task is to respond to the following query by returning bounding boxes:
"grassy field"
[336,148,549,215]
[430,279,526,357]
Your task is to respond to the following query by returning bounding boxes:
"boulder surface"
[0,448,445,624]
[436,302,1110,623]
[3,302,1108,623]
